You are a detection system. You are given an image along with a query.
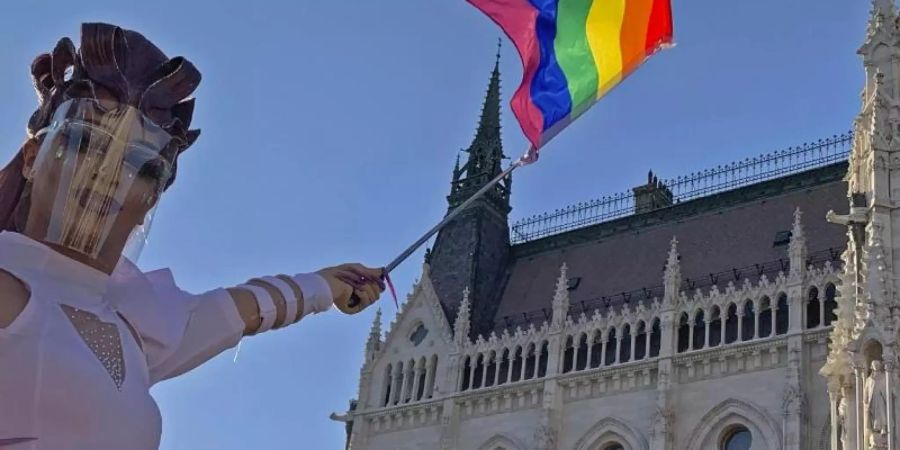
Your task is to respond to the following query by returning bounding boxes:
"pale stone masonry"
[338,3,899,449]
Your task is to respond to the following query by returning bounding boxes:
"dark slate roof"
[491,162,849,331]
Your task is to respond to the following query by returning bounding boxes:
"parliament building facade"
[340,4,900,449]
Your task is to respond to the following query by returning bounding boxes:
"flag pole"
[386,157,525,273]
[344,150,532,311]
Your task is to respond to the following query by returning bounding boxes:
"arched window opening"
[602,443,625,450]
[563,336,575,374]
[721,426,752,450]
[741,301,755,341]
[709,307,722,347]
[538,341,549,377]
[460,357,471,391]
[605,328,618,365]
[576,334,589,371]
[416,358,427,400]
[649,319,661,357]
[620,325,632,363]
[497,349,510,385]
[524,344,537,379]
[635,321,647,360]
[775,294,789,335]
[382,364,393,406]
[677,313,690,352]
[692,310,706,350]
[426,355,438,399]
[824,283,837,326]
[485,353,497,387]
[404,359,416,403]
[472,355,484,389]
[725,304,738,344]
[511,347,523,382]
[590,332,603,368]
[806,286,821,329]
[758,297,772,338]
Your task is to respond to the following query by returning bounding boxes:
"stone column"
[771,302,777,335]
[614,329,622,364]
[469,355,478,390]
[886,360,894,450]
[829,383,842,450]
[782,339,805,450]
[687,319,694,350]
[585,334,594,368]
[439,398,460,450]
[601,337,608,366]
[391,363,402,405]
[704,318,711,348]
[411,359,424,402]
[424,358,437,399]
[754,304,760,339]
[855,362,865,450]
[630,330,637,362]
[720,316,726,345]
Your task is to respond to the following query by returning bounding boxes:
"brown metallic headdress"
[0,22,201,231]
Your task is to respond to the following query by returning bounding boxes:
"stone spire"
[663,237,681,305]
[365,309,382,361]
[453,287,472,346]
[551,263,570,330]
[447,40,509,212]
[429,45,512,340]
[788,207,807,280]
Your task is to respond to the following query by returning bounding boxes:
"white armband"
[238,283,277,334]
[257,276,300,326]
[291,273,334,315]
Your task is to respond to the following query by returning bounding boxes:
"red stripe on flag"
[645,0,674,53]
[467,0,545,149]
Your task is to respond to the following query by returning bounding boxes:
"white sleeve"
[147,287,245,385]
[108,265,246,386]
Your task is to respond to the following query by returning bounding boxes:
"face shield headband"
[26,98,174,263]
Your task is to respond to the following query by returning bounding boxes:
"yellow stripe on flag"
[585,0,627,97]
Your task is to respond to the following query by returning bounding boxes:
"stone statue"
[864,360,890,448]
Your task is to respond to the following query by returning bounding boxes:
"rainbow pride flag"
[467,0,674,152]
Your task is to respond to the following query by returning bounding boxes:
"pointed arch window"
[721,426,751,450]
[410,324,429,346]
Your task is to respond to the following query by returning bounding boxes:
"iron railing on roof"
[492,247,844,333]
[510,132,853,244]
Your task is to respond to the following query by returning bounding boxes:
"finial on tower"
[454,287,472,345]
[663,237,682,304]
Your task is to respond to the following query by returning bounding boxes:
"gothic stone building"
[340,4,900,449]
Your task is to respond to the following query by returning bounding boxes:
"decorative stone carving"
[865,360,890,440]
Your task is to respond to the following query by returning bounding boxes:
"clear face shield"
[24,98,174,263]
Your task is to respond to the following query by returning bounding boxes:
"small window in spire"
[773,230,792,247]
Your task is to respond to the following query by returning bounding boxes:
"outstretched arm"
[228,263,384,336]
[144,263,384,384]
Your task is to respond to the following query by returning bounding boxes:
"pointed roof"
[471,39,502,146]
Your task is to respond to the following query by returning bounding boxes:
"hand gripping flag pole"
[346,149,534,311]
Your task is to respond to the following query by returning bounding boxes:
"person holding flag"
[0,23,384,449]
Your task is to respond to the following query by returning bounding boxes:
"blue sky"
[0,1,866,448]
